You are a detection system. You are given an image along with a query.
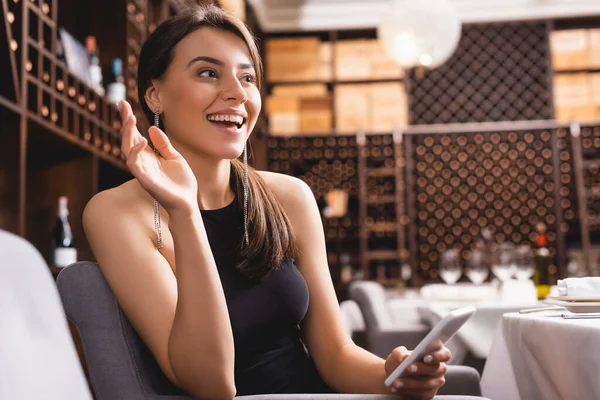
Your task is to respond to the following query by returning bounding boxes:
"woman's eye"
[242,74,256,84]
[198,69,217,78]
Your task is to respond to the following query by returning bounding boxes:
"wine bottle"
[51,196,78,268]
[86,36,105,96]
[532,222,551,300]
[107,58,126,104]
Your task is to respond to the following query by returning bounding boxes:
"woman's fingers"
[422,346,452,364]
[118,100,143,158]
[404,361,447,378]
[148,126,180,160]
[125,136,148,175]
[391,374,446,393]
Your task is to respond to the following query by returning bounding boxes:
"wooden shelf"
[587,189,600,200]
[366,195,396,204]
[267,77,404,86]
[364,250,399,260]
[367,168,395,177]
[553,68,600,75]
[364,221,397,232]
[27,1,56,28]
[584,159,600,169]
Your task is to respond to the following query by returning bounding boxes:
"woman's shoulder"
[256,171,314,205]
[256,171,316,218]
[83,179,154,228]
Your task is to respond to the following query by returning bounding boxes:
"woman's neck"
[171,140,234,211]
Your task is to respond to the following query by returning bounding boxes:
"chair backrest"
[56,261,190,400]
[0,230,92,400]
[348,281,394,331]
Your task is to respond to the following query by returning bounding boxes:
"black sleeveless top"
[200,198,334,395]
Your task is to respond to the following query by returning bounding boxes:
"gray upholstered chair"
[348,281,431,358]
[56,262,486,400]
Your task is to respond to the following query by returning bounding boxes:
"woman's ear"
[144,81,162,112]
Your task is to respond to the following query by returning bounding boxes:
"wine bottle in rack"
[86,36,105,96]
[107,58,126,104]
[51,196,78,268]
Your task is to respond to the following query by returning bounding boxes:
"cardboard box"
[300,111,332,133]
[335,40,372,80]
[590,73,600,105]
[269,113,300,136]
[335,84,370,132]
[590,29,600,68]
[272,84,328,97]
[550,29,590,70]
[266,96,299,114]
[555,105,597,122]
[553,74,591,107]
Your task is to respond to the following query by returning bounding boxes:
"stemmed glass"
[514,244,534,280]
[466,248,490,285]
[491,242,517,282]
[439,249,462,285]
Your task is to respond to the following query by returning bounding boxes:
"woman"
[83,4,450,400]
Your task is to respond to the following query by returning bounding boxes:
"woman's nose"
[221,76,247,103]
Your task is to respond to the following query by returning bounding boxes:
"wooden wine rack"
[1,0,124,166]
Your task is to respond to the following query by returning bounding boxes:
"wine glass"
[514,244,534,280]
[439,249,462,285]
[466,248,490,285]
[491,242,517,282]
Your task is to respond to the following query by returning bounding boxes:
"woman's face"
[152,27,261,160]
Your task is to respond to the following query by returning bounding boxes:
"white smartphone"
[384,305,476,387]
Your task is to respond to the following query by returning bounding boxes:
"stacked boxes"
[551,28,600,121]
[266,37,407,135]
[335,83,408,133]
[335,39,404,80]
[551,29,600,70]
[266,38,331,82]
[553,73,600,122]
[267,84,332,135]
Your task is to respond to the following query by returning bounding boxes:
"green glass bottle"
[533,222,551,300]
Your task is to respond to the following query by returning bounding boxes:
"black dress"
[200,198,335,395]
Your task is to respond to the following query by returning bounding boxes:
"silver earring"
[243,142,249,246]
[153,107,163,249]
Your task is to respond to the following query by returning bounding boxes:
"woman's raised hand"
[385,343,451,399]
[119,100,198,216]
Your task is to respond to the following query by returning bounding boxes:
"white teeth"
[207,114,244,125]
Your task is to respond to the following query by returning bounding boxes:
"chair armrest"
[438,365,482,397]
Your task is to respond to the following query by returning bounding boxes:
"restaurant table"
[387,281,539,363]
[481,312,600,400]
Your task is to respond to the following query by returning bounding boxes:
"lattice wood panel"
[408,22,554,124]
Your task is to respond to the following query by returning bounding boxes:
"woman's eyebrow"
[186,56,254,70]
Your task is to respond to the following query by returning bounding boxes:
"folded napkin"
[557,277,600,297]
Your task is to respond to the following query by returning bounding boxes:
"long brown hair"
[137,4,298,280]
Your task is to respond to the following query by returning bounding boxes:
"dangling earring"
[153,107,163,249]
[243,141,249,246]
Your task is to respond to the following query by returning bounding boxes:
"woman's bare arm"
[83,190,235,400]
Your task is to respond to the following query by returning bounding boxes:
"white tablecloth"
[388,281,538,360]
[481,312,600,400]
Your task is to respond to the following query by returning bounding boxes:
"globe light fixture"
[377,0,462,70]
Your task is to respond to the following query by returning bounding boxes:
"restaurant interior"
[2,0,600,399]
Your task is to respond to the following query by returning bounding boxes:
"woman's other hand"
[384,341,451,399]
[119,100,198,216]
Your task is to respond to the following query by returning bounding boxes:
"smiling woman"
[82,3,450,400]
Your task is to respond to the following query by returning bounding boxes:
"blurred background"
[1,0,600,300]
